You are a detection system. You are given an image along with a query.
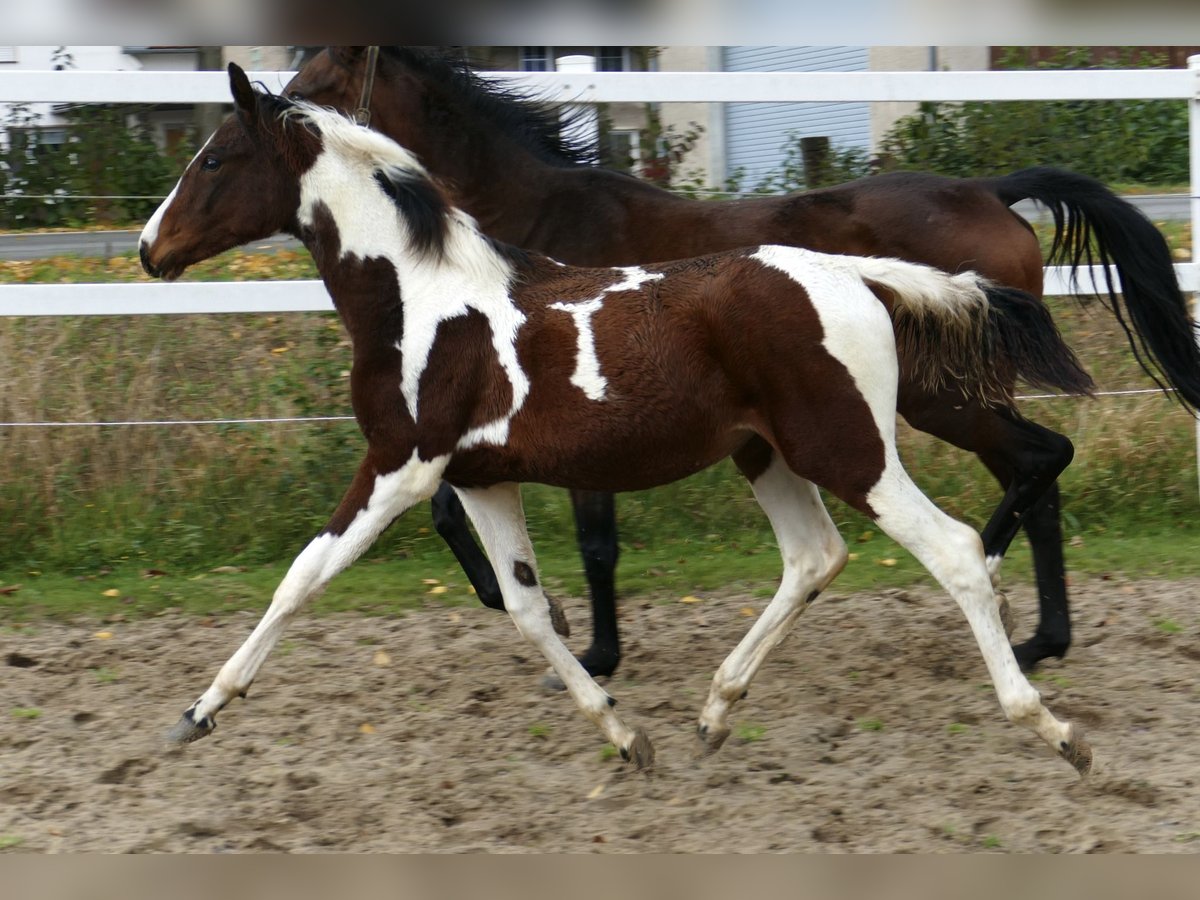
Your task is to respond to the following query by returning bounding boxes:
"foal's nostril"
[138,242,158,277]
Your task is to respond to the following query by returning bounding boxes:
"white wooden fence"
[1,63,1198,313]
[4,59,1200,488]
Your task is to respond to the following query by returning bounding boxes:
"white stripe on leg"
[453,482,644,760]
[698,456,847,752]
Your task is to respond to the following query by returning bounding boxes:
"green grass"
[4,515,1200,622]
[2,235,1199,617]
[735,723,767,743]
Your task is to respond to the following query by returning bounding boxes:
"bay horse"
[284,46,1200,677]
[139,64,1095,774]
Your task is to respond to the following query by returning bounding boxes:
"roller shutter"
[723,46,870,191]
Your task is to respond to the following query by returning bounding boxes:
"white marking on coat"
[549,298,607,400]
[294,128,528,449]
[549,266,663,402]
[140,134,214,249]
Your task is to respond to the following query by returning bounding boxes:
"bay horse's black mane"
[379,46,599,168]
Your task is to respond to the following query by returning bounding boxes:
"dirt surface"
[3,574,1200,853]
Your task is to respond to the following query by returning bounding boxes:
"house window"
[520,47,630,73]
[520,47,551,72]
[596,47,627,72]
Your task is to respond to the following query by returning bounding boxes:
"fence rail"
[1,64,1198,315]
[3,60,1200,491]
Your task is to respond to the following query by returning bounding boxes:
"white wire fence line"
[1,63,1198,471]
[0,388,1180,430]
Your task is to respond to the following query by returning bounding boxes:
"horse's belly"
[445,403,751,492]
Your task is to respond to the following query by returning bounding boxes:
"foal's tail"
[854,257,1095,406]
[984,165,1200,414]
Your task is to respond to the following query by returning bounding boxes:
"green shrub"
[877,47,1188,186]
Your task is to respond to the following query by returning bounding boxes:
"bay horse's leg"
[453,482,654,769]
[696,442,848,755]
[901,394,1075,670]
[848,453,1091,775]
[568,489,621,678]
[1014,485,1072,671]
[167,449,446,743]
[431,481,503,610]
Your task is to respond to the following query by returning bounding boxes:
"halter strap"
[353,45,381,126]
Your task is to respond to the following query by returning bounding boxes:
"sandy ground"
[3,574,1199,853]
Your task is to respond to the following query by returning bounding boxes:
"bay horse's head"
[140,63,318,281]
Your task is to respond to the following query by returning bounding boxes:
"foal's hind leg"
[167,449,446,743]
[856,452,1090,775]
[453,482,653,768]
[697,442,848,755]
[900,394,1076,670]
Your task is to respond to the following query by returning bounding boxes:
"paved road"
[0,230,301,261]
[0,194,1190,260]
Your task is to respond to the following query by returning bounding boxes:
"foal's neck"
[297,170,520,335]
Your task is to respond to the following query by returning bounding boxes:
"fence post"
[1191,56,1200,499]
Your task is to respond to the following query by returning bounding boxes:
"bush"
[877,47,1189,186]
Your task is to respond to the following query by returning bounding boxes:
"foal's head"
[139,64,318,281]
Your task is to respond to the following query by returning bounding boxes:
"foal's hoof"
[695,722,731,757]
[996,591,1016,640]
[167,708,215,744]
[546,593,570,638]
[620,727,655,770]
[1059,726,1092,777]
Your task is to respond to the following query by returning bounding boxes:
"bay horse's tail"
[985,165,1200,414]
[853,256,1095,407]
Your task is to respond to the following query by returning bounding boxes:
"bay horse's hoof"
[540,669,567,692]
[167,708,215,744]
[695,722,731,757]
[996,590,1016,640]
[1060,726,1092,777]
[1012,633,1068,673]
[620,727,655,770]
[546,593,569,638]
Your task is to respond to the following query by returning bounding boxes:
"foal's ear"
[228,62,257,115]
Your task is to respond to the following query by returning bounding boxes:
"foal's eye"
[201,155,221,172]
[288,91,305,101]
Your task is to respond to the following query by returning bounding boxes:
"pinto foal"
[140,65,1092,774]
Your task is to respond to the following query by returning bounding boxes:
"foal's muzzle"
[138,241,161,278]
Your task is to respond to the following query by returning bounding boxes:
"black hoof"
[1012,633,1068,673]
[167,707,215,744]
[576,645,619,680]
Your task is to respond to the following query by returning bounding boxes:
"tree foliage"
[876,47,1188,186]
[0,48,193,229]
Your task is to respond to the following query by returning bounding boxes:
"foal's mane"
[277,93,529,274]
[377,47,598,168]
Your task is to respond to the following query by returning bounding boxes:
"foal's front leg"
[453,482,654,769]
[168,449,447,743]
